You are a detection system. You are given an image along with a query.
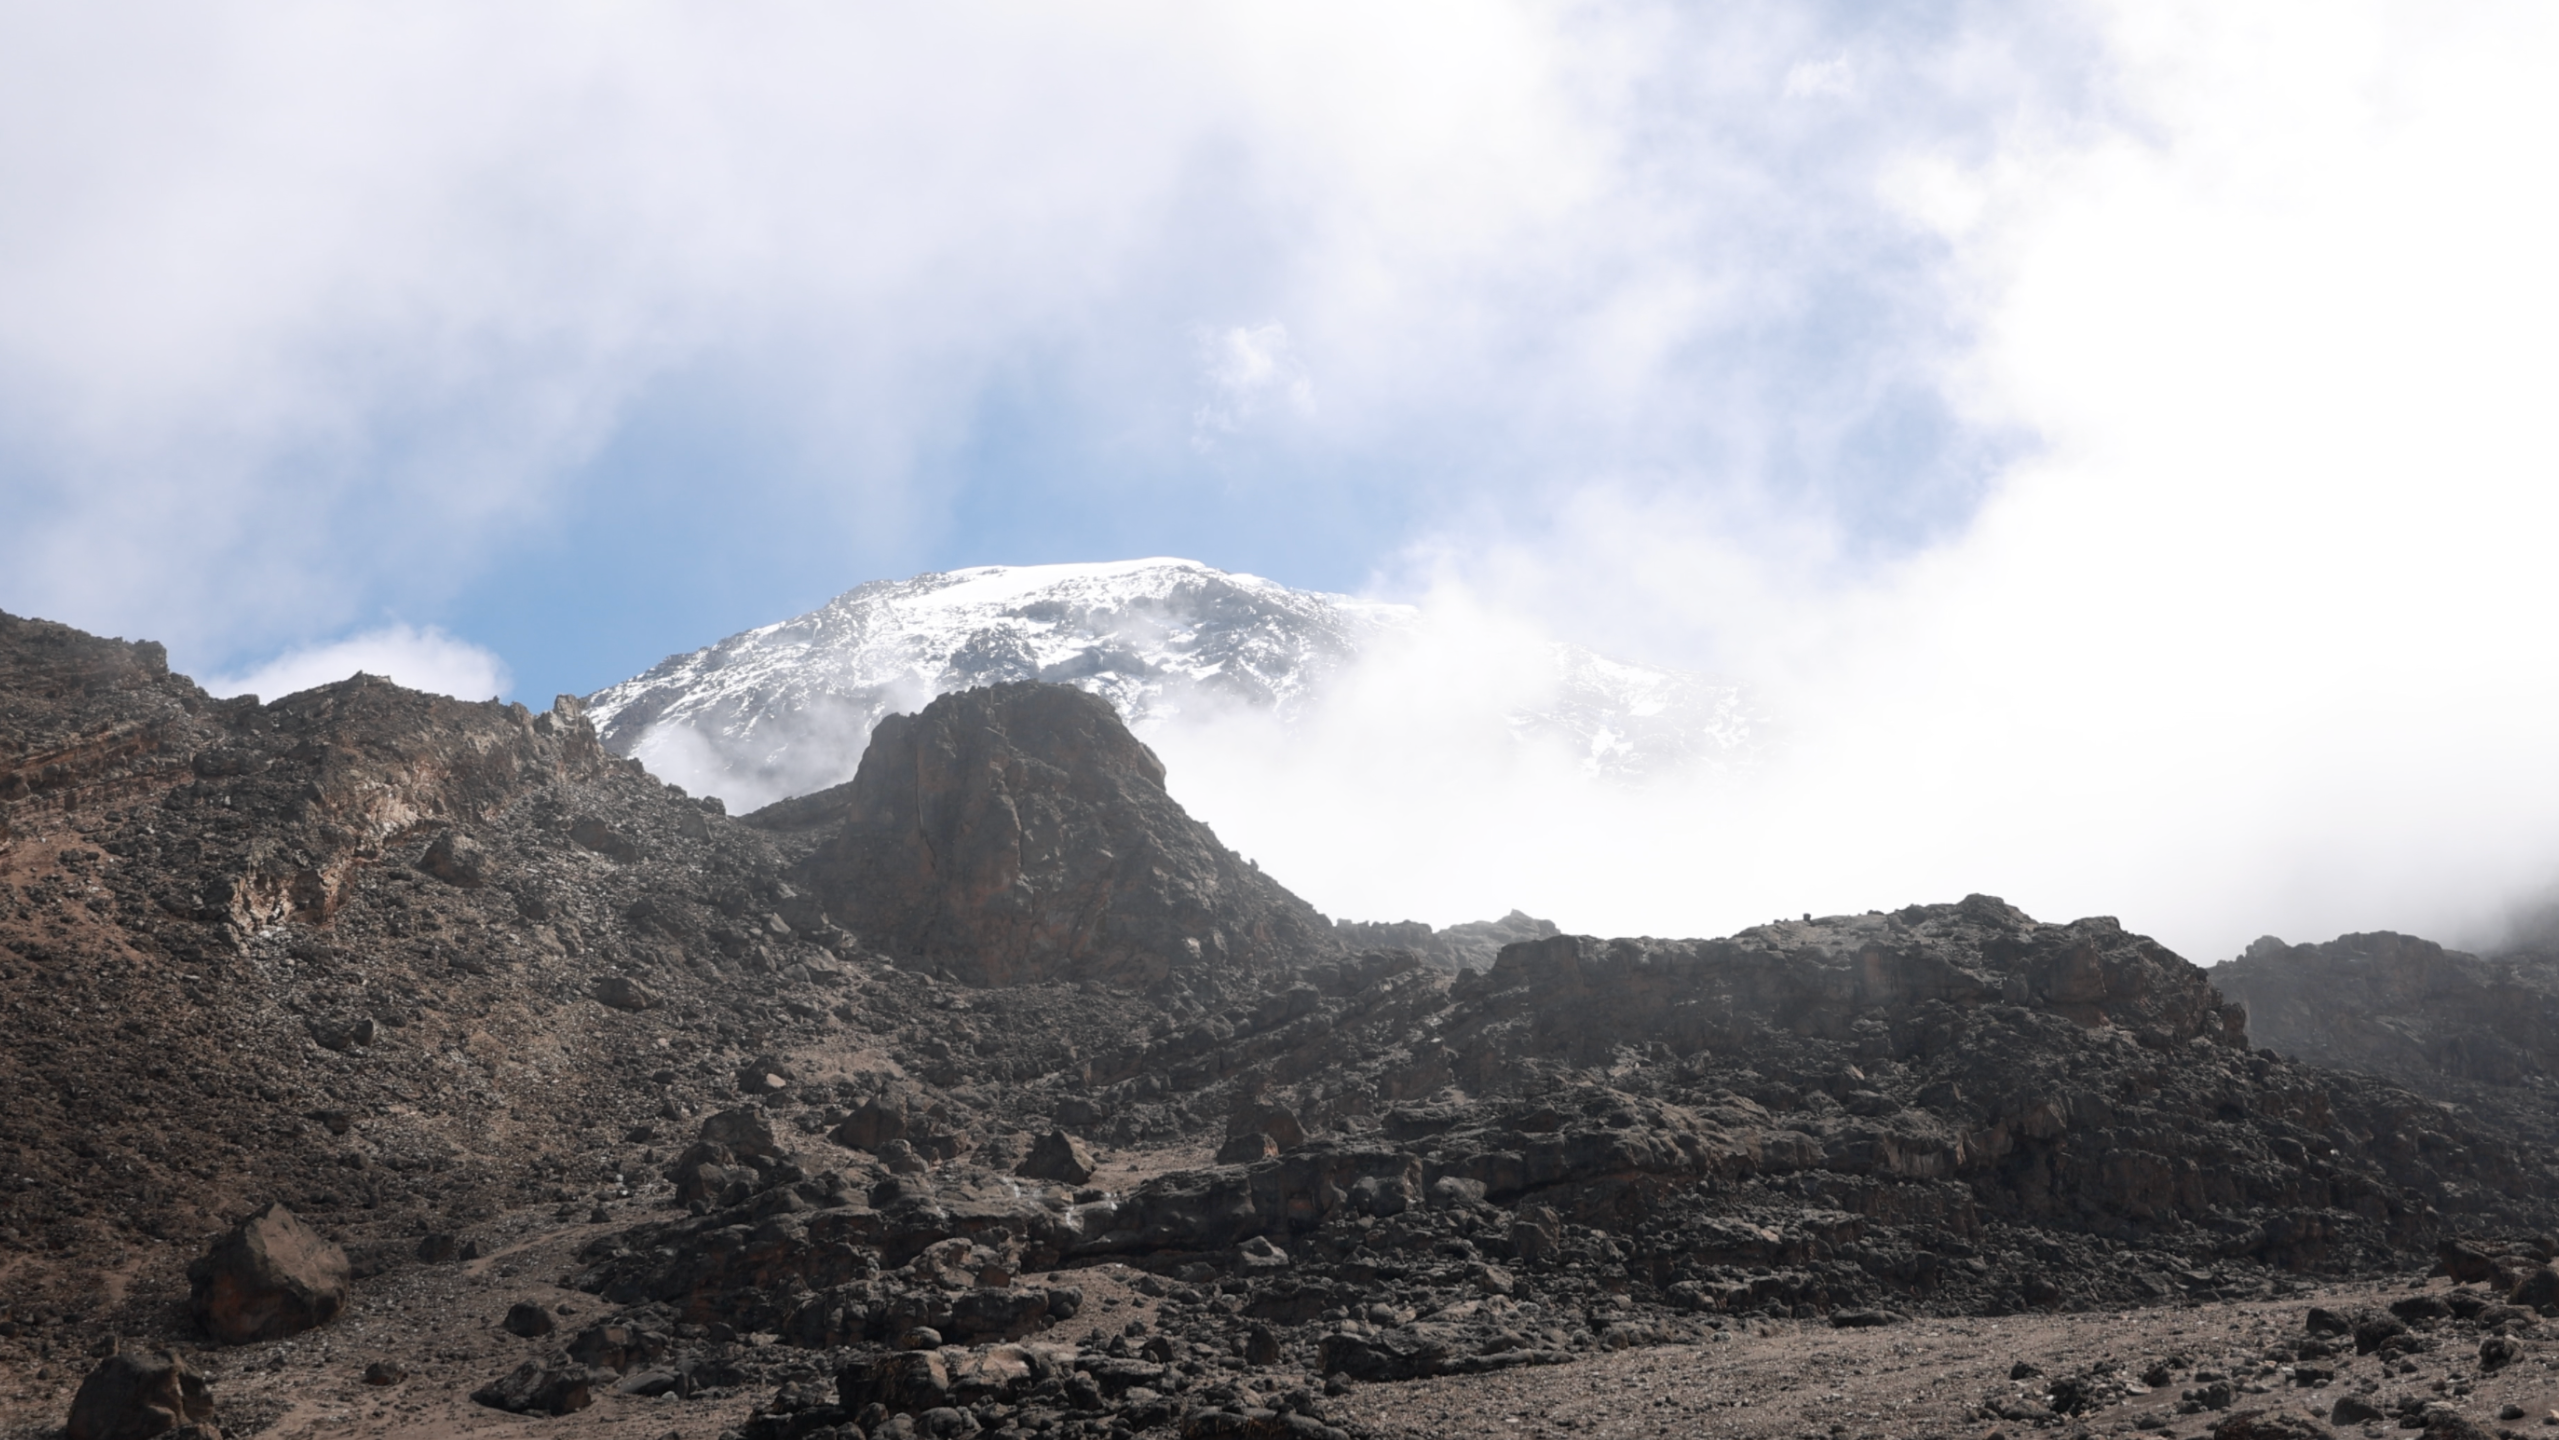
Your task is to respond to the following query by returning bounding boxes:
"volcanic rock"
[568,815,642,862]
[64,1347,217,1440]
[2210,1410,2333,1440]
[591,974,659,1011]
[2511,1265,2559,1309]
[2216,933,2559,1160]
[837,1349,951,1412]
[471,1360,596,1416]
[788,682,1338,988]
[186,1202,350,1344]
[736,1053,795,1095]
[418,828,489,888]
[1332,909,1563,973]
[1015,1129,1096,1185]
[1216,1131,1281,1164]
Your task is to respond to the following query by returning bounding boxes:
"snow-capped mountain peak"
[585,558,1755,810]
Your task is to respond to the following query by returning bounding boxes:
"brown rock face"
[187,1202,350,1344]
[790,682,1336,989]
[1016,1129,1097,1185]
[64,1347,216,1440]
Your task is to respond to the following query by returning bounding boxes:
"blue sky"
[5,2,2558,957]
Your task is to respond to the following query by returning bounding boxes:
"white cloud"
[1784,56,1855,99]
[202,624,512,703]
[1192,322,1315,446]
[1159,1,2559,964]
[0,2,2044,662]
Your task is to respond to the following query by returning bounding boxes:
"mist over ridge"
[584,556,1763,817]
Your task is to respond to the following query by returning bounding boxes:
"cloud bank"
[1152,2,2559,965]
[0,1,2041,678]
[202,625,512,705]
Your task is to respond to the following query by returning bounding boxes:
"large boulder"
[791,682,1338,989]
[1016,1129,1098,1185]
[418,827,490,888]
[65,1348,218,1440]
[187,1201,351,1344]
[471,1361,595,1416]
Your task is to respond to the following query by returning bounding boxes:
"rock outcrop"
[470,1360,595,1416]
[1332,910,1562,973]
[0,605,875,1344]
[187,1202,350,1344]
[559,893,2559,1438]
[788,682,1338,989]
[2215,932,2559,1091]
[2215,932,2559,1166]
[64,1347,217,1440]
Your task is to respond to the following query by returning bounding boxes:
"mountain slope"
[13,612,2559,1439]
[584,558,1759,810]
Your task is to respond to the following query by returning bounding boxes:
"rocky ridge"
[552,895,2559,1437]
[2217,932,2559,1161]
[1328,911,1561,974]
[8,606,2559,1440]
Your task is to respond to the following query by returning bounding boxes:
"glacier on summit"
[585,558,1760,811]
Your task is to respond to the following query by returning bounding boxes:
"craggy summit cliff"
[786,681,1338,989]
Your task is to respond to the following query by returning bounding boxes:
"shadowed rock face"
[2215,932,2559,1090]
[791,682,1337,990]
[2213,931,2559,1167]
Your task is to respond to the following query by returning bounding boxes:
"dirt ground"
[1330,1275,2559,1440]
[11,1257,2558,1440]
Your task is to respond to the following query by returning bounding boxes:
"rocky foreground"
[9,608,2559,1439]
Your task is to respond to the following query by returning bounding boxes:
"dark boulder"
[471,1361,596,1416]
[1217,1132,1281,1165]
[187,1202,350,1344]
[837,1349,951,1412]
[65,1348,217,1440]
[567,1321,671,1373]
[1016,1129,1097,1185]
[419,828,490,888]
[2352,1314,2408,1354]
[2210,1410,2334,1440]
[737,1054,795,1096]
[696,1106,783,1159]
[592,975,659,1012]
[568,816,642,861]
